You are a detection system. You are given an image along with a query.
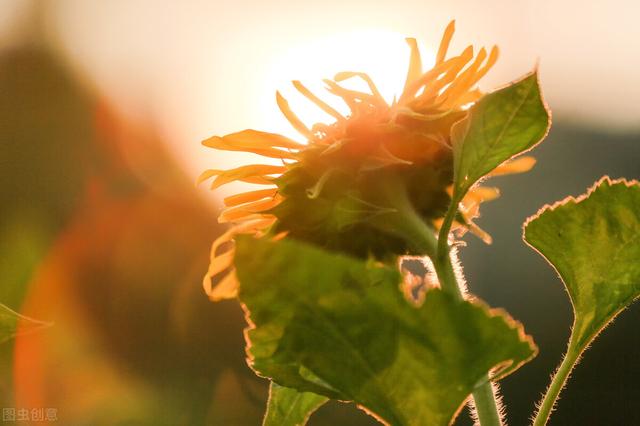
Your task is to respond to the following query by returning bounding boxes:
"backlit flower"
[199,21,535,300]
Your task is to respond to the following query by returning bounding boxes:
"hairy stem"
[433,196,463,299]
[472,381,503,426]
[378,178,503,426]
[532,335,581,426]
[432,196,503,426]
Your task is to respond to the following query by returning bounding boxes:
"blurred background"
[0,1,638,425]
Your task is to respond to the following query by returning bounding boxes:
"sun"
[203,29,437,200]
[256,29,436,141]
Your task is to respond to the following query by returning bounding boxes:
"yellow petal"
[439,47,487,108]
[209,227,237,261]
[203,214,279,301]
[334,72,386,105]
[224,188,278,207]
[271,231,289,241]
[400,53,468,104]
[436,20,456,64]
[219,197,281,223]
[467,45,499,88]
[203,129,304,150]
[323,79,383,108]
[276,91,313,139]
[439,46,498,110]
[402,38,423,96]
[197,169,222,185]
[292,80,345,121]
[207,249,235,278]
[205,270,239,301]
[467,221,493,244]
[239,176,279,185]
[466,186,501,203]
[415,46,473,103]
[236,216,278,234]
[489,156,537,176]
[204,138,297,160]
[209,164,286,190]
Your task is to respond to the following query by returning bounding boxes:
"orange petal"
[402,38,423,96]
[197,169,222,185]
[209,227,237,260]
[467,221,493,244]
[399,54,463,103]
[276,91,313,139]
[206,249,235,278]
[205,270,239,301]
[466,45,499,88]
[415,46,474,103]
[239,176,278,185]
[219,197,282,223]
[224,188,278,207]
[292,80,345,121]
[203,139,297,160]
[271,231,289,241]
[466,186,501,203]
[436,20,456,64]
[208,164,286,190]
[203,129,304,150]
[238,217,277,235]
[439,47,487,108]
[323,79,383,108]
[489,156,537,176]
[204,216,277,300]
[334,72,386,105]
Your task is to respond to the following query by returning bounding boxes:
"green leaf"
[524,177,640,349]
[0,303,51,344]
[451,70,550,199]
[263,383,328,426]
[235,236,537,426]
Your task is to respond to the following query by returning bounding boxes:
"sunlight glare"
[255,30,436,141]
[204,29,437,200]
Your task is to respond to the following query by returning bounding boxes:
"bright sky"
[2,0,639,196]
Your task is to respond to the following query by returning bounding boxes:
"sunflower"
[199,20,535,300]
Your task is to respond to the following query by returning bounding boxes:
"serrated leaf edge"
[522,175,640,342]
[239,277,538,426]
[465,295,539,383]
[522,176,639,228]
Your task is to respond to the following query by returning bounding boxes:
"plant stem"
[434,197,462,300]
[433,197,503,426]
[376,177,503,426]
[532,336,580,426]
[434,242,503,426]
[472,380,502,426]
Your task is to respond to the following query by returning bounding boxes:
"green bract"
[270,117,456,262]
[235,236,537,426]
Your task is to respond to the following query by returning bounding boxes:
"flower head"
[199,21,535,300]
